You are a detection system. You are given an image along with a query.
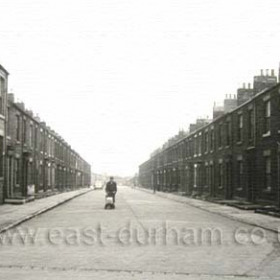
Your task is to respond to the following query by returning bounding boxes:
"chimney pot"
[248,83,251,89]
[261,69,264,76]
[266,69,269,76]
[271,69,275,76]
[243,83,246,89]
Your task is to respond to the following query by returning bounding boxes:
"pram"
[104,192,115,209]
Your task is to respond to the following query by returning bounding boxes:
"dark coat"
[106,181,117,193]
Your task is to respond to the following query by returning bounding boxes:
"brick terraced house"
[139,66,280,207]
[0,64,91,204]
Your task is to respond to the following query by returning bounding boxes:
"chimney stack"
[271,69,275,76]
[16,102,25,111]
[261,69,264,76]
[266,69,269,76]
[34,115,41,122]
[8,93,14,103]
[26,110,33,117]
[243,82,246,89]
[248,83,251,89]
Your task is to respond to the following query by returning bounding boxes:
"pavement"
[0,188,92,234]
[0,186,280,279]
[136,187,280,234]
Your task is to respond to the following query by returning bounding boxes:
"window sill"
[236,141,243,145]
[262,187,272,193]
[262,132,271,138]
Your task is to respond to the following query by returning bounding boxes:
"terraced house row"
[139,66,280,207]
[0,64,91,204]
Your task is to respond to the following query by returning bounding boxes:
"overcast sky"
[0,0,280,176]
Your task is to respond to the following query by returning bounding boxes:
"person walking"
[105,176,117,203]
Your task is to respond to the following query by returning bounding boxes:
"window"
[0,77,5,115]
[225,121,231,146]
[264,100,271,134]
[248,109,254,141]
[218,123,223,148]
[34,126,38,149]
[49,137,52,156]
[180,144,183,160]
[49,137,52,155]
[210,129,214,151]
[23,119,27,143]
[7,107,11,136]
[237,114,243,142]
[0,136,3,177]
[198,135,202,155]
[185,141,188,157]
[189,138,193,157]
[204,131,209,153]
[194,136,197,156]
[30,124,34,147]
[265,157,272,191]
[16,115,20,141]
[48,165,51,186]
[40,130,44,152]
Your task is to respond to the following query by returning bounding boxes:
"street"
[0,186,279,280]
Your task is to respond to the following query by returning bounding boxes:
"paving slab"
[136,187,280,233]
[0,188,92,234]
